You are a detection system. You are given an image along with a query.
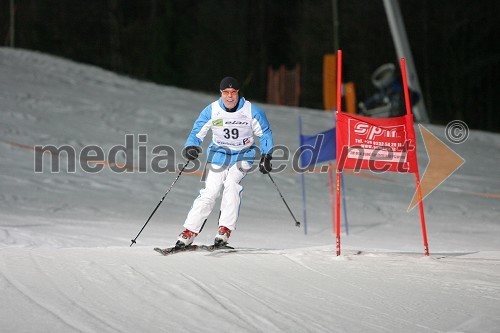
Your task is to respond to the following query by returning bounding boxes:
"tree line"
[1,0,498,131]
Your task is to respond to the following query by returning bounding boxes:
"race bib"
[210,101,254,151]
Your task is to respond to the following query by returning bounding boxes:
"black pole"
[130,161,190,246]
[267,173,301,227]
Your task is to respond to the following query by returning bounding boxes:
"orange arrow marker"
[408,125,466,211]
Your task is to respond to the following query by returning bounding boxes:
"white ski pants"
[183,161,251,233]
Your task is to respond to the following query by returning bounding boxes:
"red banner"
[336,112,418,173]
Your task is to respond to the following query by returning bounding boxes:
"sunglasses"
[221,89,239,97]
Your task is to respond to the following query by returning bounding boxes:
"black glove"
[259,154,272,174]
[183,146,201,161]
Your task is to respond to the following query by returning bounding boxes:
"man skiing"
[176,76,274,249]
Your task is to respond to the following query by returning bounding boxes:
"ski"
[154,244,234,256]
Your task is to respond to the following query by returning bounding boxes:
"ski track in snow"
[1,48,500,332]
[0,264,85,333]
[1,247,500,332]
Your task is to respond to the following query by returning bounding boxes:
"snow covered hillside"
[1,48,499,332]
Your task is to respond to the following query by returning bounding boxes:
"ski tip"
[154,247,172,255]
[154,244,235,256]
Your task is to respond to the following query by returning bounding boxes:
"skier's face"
[221,89,239,110]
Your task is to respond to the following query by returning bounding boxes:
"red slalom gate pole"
[328,162,336,234]
[400,58,430,256]
[335,50,343,256]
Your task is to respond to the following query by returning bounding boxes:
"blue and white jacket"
[185,97,273,166]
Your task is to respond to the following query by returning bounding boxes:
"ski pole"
[130,161,190,246]
[267,173,301,227]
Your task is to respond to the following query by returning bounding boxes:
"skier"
[175,76,274,248]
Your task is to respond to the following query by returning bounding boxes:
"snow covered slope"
[1,48,499,332]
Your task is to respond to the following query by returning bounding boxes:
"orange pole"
[323,54,337,110]
[344,82,357,114]
[400,58,429,256]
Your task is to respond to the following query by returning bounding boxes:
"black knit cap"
[219,76,240,90]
